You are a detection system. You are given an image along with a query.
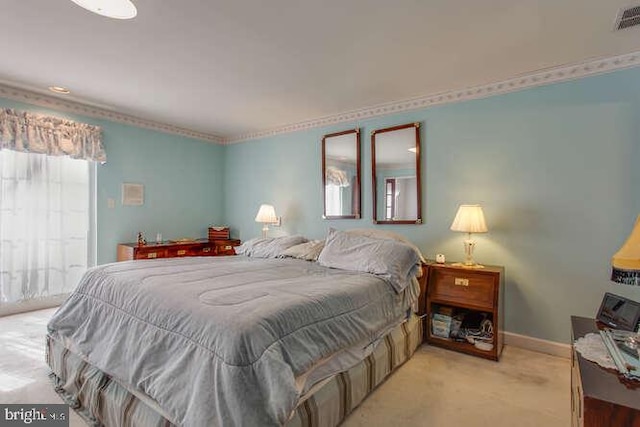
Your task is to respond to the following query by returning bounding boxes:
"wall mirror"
[371,122,422,224]
[322,128,361,219]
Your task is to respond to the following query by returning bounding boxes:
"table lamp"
[450,204,488,267]
[612,215,640,286]
[255,204,278,238]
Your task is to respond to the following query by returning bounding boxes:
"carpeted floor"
[0,308,570,426]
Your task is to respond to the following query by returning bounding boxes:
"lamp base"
[460,237,482,268]
[451,262,485,269]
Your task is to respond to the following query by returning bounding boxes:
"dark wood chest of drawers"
[117,239,241,261]
[571,316,640,426]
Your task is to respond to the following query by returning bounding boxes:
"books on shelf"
[432,313,452,339]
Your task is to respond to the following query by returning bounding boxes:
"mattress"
[46,313,423,427]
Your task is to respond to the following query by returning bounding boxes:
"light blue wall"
[223,67,640,344]
[3,66,639,343]
[0,98,224,264]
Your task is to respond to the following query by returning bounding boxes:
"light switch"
[107,198,115,209]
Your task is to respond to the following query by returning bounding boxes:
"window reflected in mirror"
[371,123,422,224]
[322,129,361,219]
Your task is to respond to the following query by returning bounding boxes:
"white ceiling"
[1,0,639,142]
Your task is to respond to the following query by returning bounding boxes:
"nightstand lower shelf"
[427,334,501,360]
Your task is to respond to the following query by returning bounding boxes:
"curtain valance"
[0,108,106,163]
[325,166,350,187]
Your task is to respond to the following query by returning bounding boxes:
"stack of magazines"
[600,328,640,380]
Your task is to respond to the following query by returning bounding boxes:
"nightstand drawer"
[430,268,495,311]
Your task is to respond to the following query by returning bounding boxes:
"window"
[385,178,396,220]
[0,150,96,313]
[325,183,343,216]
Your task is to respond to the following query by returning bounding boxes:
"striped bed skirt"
[46,314,423,427]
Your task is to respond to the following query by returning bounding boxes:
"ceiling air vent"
[616,5,640,30]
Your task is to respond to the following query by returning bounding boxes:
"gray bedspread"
[47,256,416,426]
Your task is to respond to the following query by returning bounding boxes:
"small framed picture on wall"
[122,183,144,206]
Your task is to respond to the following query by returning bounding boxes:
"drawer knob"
[203,247,211,252]
[454,277,469,286]
[224,245,232,250]
[177,250,186,256]
[147,253,157,259]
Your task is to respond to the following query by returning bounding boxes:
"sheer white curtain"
[0,150,95,314]
[325,184,343,216]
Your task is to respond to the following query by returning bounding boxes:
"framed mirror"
[322,128,361,219]
[371,122,422,224]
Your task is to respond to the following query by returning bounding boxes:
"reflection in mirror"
[371,123,422,224]
[322,129,361,219]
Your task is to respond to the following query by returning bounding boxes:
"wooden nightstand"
[425,263,504,361]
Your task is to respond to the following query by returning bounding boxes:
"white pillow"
[318,229,419,293]
[344,228,426,263]
[235,235,308,258]
[279,240,325,261]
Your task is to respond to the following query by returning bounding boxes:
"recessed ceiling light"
[49,86,71,95]
[69,0,137,20]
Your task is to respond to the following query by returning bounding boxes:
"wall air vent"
[616,5,640,30]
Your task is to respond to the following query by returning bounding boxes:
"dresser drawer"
[134,249,167,260]
[167,245,194,257]
[213,239,241,256]
[193,245,216,256]
[430,268,496,311]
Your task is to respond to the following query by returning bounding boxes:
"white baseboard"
[504,331,571,359]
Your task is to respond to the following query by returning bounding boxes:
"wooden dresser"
[117,239,241,261]
[571,316,640,426]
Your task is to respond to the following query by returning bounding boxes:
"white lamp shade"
[69,0,137,19]
[450,205,488,233]
[255,204,278,223]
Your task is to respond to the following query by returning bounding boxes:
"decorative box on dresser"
[425,263,504,361]
[117,239,241,261]
[571,316,640,427]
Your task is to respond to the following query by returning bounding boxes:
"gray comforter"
[47,256,416,426]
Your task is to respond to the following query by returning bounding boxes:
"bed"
[46,229,427,426]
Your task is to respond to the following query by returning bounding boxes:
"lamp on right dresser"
[611,214,640,286]
[450,204,488,267]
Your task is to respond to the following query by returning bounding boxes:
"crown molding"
[224,50,640,144]
[2,50,639,146]
[0,83,223,144]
